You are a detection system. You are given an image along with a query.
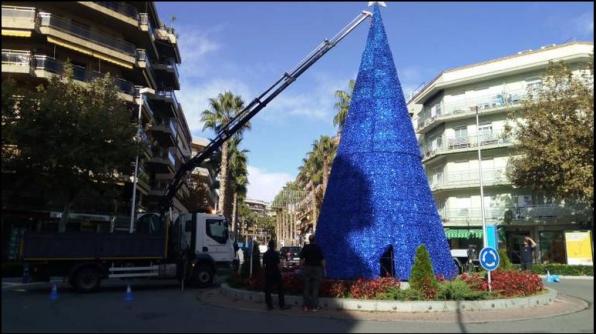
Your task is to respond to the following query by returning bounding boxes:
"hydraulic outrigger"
[159,10,373,216]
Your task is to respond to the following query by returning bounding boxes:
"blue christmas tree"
[316,5,457,281]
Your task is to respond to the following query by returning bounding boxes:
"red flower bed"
[459,270,543,297]
[489,270,544,297]
[349,277,401,299]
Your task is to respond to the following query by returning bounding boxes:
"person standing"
[262,240,290,311]
[520,236,537,271]
[299,234,326,312]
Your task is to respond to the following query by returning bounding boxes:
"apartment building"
[407,41,593,265]
[190,138,219,213]
[1,2,190,231]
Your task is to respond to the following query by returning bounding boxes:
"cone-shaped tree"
[315,5,457,280]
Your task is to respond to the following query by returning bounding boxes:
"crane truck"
[20,10,373,293]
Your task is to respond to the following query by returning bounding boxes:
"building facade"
[407,41,593,265]
[189,138,219,213]
[1,2,191,252]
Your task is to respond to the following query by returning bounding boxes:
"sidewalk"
[196,287,589,324]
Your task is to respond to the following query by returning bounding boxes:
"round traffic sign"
[479,247,500,271]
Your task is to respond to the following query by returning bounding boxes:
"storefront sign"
[565,231,593,265]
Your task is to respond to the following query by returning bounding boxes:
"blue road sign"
[479,247,500,271]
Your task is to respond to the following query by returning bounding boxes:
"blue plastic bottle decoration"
[315,5,457,281]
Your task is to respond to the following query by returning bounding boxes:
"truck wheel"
[72,267,101,293]
[191,266,213,288]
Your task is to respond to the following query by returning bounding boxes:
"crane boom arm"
[160,10,372,214]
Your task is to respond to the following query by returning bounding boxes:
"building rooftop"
[409,41,593,105]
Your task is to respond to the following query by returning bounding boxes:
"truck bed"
[22,232,166,260]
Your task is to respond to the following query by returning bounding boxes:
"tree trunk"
[218,142,230,221]
[232,192,238,237]
[310,190,317,234]
[322,159,329,198]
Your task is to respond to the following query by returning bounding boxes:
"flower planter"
[220,284,556,313]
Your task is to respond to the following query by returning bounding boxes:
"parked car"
[280,246,302,267]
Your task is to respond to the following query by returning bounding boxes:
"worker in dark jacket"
[299,234,326,312]
[520,236,537,271]
[262,240,290,311]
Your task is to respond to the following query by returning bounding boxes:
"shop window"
[539,231,566,264]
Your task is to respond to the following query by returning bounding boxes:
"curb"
[539,275,593,280]
[220,284,557,313]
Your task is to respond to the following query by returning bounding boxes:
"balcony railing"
[33,55,135,95]
[2,5,35,19]
[38,12,136,56]
[428,168,509,190]
[95,1,138,19]
[1,49,30,66]
[154,58,179,79]
[417,88,530,130]
[421,132,512,159]
[439,204,590,223]
[156,90,179,106]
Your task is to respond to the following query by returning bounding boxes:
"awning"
[444,228,483,239]
[2,29,32,37]
[46,36,133,69]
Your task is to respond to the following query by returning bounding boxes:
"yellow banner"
[565,231,593,265]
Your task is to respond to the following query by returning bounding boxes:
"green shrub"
[409,244,439,299]
[512,264,593,276]
[437,279,493,300]
[376,287,423,301]
[498,248,513,271]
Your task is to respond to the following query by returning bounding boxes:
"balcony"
[146,118,177,147]
[152,58,180,90]
[95,1,138,19]
[428,168,510,191]
[139,94,154,122]
[1,49,31,73]
[416,88,529,134]
[2,5,36,32]
[148,90,179,117]
[421,132,513,161]
[147,180,169,198]
[135,167,150,195]
[37,12,136,64]
[135,49,157,89]
[145,148,175,174]
[31,55,135,100]
[439,204,591,226]
[154,24,181,63]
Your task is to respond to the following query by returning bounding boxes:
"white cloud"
[178,78,253,137]
[574,11,594,36]
[262,72,354,123]
[176,24,224,80]
[246,165,293,202]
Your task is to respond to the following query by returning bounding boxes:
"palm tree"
[312,135,337,193]
[333,79,355,135]
[228,136,249,238]
[200,91,250,224]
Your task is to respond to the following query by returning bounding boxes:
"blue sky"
[155,1,593,202]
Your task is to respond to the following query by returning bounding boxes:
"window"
[454,126,467,138]
[206,219,228,244]
[478,122,494,143]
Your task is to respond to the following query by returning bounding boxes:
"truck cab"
[172,212,235,286]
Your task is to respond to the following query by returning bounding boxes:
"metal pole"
[129,93,143,233]
[476,106,491,291]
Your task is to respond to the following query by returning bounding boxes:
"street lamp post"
[130,87,154,234]
[475,105,491,290]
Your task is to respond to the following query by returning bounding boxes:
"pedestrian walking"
[520,236,537,271]
[299,234,326,312]
[262,240,290,311]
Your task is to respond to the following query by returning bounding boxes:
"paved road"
[2,277,593,333]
